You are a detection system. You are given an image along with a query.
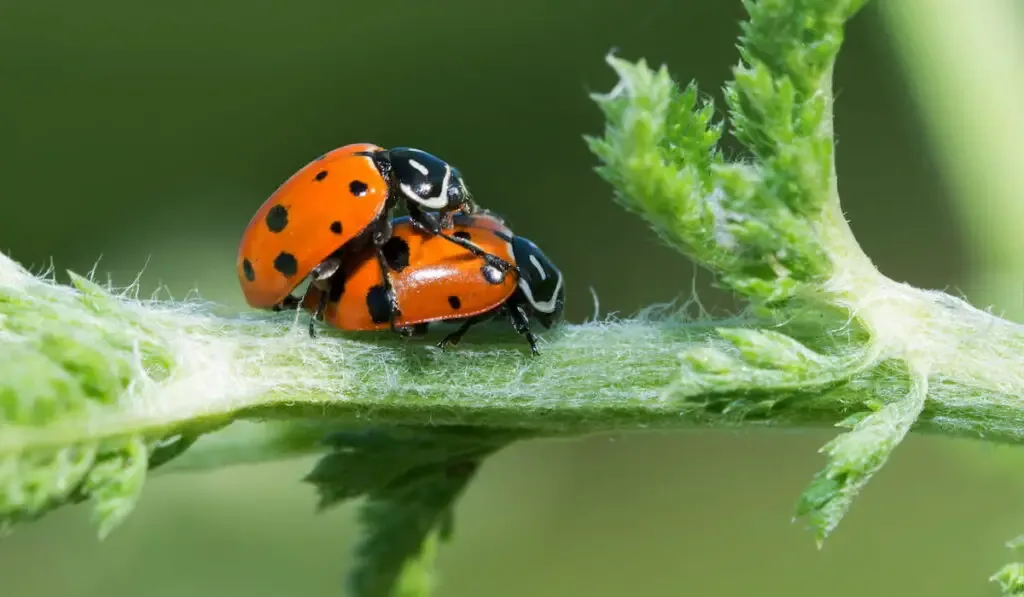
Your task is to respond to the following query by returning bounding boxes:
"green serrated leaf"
[795,369,927,543]
[83,436,148,539]
[0,343,84,425]
[680,346,737,375]
[717,327,828,371]
[672,326,873,407]
[305,427,521,597]
[0,444,98,527]
[347,458,483,597]
[588,26,853,306]
[993,563,1024,596]
[305,427,519,511]
[1,435,152,539]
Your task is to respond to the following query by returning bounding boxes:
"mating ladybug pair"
[236,143,564,354]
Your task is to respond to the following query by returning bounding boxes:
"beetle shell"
[302,213,518,330]
[237,142,389,309]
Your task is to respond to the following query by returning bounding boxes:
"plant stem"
[5,251,1024,466]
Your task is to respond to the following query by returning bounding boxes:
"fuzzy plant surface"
[2,0,1023,595]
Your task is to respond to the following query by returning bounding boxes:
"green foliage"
[587,0,900,546]
[0,0,1021,594]
[305,427,522,597]
[83,435,149,538]
[585,0,1021,592]
[794,364,927,543]
[993,537,1024,595]
[673,327,874,405]
[0,266,170,535]
[588,0,870,306]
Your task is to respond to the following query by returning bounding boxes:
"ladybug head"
[386,147,472,213]
[510,235,565,329]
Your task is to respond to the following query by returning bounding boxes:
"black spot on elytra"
[330,221,343,234]
[265,205,288,233]
[453,230,472,241]
[366,285,392,324]
[315,170,328,182]
[349,180,369,197]
[273,252,298,277]
[381,236,411,272]
[242,259,255,282]
[448,295,462,310]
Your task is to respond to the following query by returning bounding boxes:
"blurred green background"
[2,1,1024,595]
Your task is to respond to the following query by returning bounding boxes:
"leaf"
[0,435,149,539]
[347,458,482,597]
[305,427,520,511]
[992,563,1024,596]
[83,435,149,539]
[795,367,927,543]
[304,426,524,597]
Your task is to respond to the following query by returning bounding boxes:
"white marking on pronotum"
[408,158,429,176]
[405,164,451,209]
[518,270,563,314]
[529,254,547,281]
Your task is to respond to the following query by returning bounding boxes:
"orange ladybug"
[302,211,564,355]
[236,143,517,325]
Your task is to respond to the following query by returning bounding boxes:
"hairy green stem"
[4,252,1024,456]
[3,0,1021,594]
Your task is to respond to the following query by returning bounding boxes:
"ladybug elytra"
[302,211,565,355]
[236,143,517,327]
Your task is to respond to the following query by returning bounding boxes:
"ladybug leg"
[438,317,480,351]
[439,210,455,229]
[367,217,403,331]
[507,304,540,356]
[394,323,428,338]
[307,254,346,338]
[308,286,328,338]
[273,294,319,338]
[373,249,403,332]
[407,208,520,275]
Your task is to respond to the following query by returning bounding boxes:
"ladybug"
[301,211,565,355]
[236,143,517,325]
